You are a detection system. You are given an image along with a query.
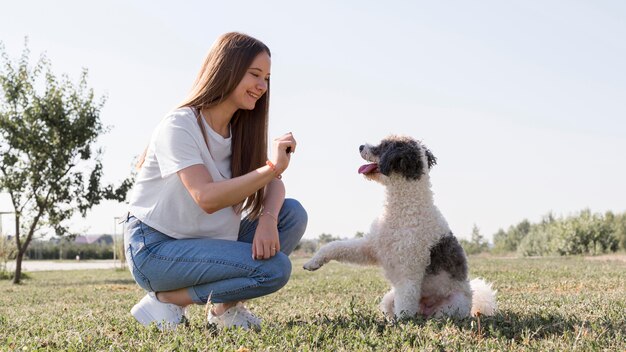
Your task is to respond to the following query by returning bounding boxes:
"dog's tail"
[470,278,497,316]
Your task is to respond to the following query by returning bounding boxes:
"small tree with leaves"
[0,42,133,283]
[460,224,489,255]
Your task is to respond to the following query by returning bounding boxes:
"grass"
[1,256,625,351]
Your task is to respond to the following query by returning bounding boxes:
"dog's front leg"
[303,238,377,271]
[393,276,424,319]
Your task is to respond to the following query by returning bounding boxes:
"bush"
[493,219,532,253]
[516,209,619,256]
[518,226,553,256]
[294,239,318,255]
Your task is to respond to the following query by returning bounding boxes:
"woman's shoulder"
[167,106,196,120]
[160,107,197,128]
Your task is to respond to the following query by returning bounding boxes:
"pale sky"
[1,0,625,241]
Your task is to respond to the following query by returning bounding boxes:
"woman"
[124,32,307,331]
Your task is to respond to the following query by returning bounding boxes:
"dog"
[303,135,497,320]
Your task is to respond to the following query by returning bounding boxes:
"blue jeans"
[124,198,307,304]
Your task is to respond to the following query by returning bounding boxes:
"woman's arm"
[252,178,285,259]
[178,132,296,214]
[178,163,277,214]
[260,177,286,219]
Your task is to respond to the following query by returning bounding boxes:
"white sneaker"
[207,303,262,331]
[131,292,187,331]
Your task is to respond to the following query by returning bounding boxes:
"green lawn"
[1,256,625,351]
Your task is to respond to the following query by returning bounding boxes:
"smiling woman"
[124,32,307,331]
[229,57,271,113]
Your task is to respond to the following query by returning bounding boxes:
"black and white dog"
[304,135,497,319]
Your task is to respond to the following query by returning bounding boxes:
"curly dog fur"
[304,135,497,319]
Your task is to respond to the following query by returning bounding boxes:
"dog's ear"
[425,148,437,169]
[379,142,422,180]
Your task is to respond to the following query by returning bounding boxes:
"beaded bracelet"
[266,160,282,179]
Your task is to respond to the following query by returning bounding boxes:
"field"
[1,256,625,351]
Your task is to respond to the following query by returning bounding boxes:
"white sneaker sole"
[131,303,155,327]
[131,304,181,331]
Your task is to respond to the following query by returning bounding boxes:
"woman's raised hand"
[270,132,296,174]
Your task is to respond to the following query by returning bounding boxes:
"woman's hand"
[270,132,296,174]
[252,214,281,260]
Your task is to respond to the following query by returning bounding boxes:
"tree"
[612,213,626,251]
[318,233,342,244]
[492,219,531,253]
[606,211,626,252]
[460,224,489,255]
[0,42,133,283]
[517,209,621,257]
[293,239,317,255]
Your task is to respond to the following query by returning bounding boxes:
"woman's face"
[229,51,271,110]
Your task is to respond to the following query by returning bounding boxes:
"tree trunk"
[12,213,22,284]
[11,208,43,284]
[12,250,24,284]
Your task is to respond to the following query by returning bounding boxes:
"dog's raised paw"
[303,260,322,271]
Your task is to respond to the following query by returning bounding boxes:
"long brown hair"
[137,32,271,219]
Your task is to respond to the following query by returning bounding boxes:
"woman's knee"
[263,253,292,292]
[283,198,308,226]
[277,199,308,255]
[281,198,308,241]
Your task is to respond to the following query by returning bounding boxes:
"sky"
[0,0,625,241]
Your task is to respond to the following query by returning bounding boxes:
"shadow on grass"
[470,311,594,340]
[285,310,624,342]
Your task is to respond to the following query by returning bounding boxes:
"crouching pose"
[304,135,496,320]
[125,32,307,331]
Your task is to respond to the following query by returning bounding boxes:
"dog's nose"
[359,145,364,152]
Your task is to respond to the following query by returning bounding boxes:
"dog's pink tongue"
[358,163,378,174]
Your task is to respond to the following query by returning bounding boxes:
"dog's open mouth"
[358,163,379,175]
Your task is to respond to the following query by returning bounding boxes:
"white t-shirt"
[128,107,241,240]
